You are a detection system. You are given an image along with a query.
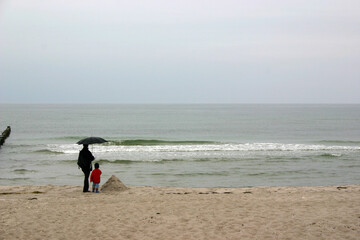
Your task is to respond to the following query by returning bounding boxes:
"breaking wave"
[317,140,360,145]
[108,139,217,146]
[32,149,64,154]
[43,140,360,155]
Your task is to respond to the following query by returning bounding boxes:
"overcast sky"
[0,0,359,104]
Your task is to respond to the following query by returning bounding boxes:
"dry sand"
[1,182,359,240]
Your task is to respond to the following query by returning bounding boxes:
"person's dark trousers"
[82,169,90,192]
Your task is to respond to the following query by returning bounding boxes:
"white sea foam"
[48,142,360,154]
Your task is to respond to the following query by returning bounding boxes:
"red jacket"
[90,168,102,183]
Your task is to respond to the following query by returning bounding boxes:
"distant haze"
[0,0,359,104]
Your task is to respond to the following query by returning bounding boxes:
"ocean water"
[0,104,359,188]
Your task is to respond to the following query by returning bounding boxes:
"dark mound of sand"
[101,175,128,192]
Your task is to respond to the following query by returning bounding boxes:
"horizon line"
[1,102,360,105]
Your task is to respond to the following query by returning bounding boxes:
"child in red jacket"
[90,163,102,193]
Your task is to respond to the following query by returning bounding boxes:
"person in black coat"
[78,144,95,192]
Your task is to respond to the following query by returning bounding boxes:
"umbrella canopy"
[77,137,108,145]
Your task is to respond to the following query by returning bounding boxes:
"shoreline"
[1,184,359,239]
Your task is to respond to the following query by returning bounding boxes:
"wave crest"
[41,140,360,155]
[108,139,216,146]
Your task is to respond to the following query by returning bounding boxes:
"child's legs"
[94,183,100,192]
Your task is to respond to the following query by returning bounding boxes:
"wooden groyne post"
[0,126,11,146]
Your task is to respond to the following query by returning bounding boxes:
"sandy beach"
[1,184,359,240]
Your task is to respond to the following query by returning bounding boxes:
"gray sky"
[0,0,359,104]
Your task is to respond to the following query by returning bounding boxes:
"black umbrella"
[77,137,108,145]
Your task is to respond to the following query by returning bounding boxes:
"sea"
[0,104,359,188]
